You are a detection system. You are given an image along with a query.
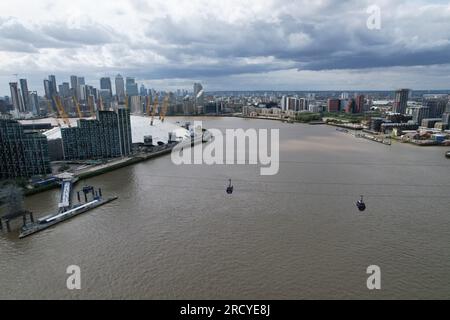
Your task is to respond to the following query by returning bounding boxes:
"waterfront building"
[61,108,132,160]
[0,119,51,179]
[355,95,365,113]
[410,106,430,125]
[327,99,340,113]
[393,89,410,114]
[423,97,447,118]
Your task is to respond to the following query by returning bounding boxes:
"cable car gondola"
[356,195,366,212]
[226,179,234,194]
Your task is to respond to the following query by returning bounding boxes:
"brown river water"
[1,117,449,299]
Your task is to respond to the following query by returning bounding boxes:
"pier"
[0,210,34,232]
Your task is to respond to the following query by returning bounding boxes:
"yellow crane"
[53,96,71,127]
[159,95,169,123]
[47,100,61,127]
[146,96,151,117]
[150,96,159,126]
[72,96,83,118]
[124,94,129,110]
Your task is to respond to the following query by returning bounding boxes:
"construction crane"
[159,95,169,123]
[53,96,71,127]
[150,96,158,126]
[72,96,83,118]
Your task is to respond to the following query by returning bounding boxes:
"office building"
[100,77,112,97]
[126,77,139,96]
[58,82,70,98]
[115,74,125,101]
[0,119,51,179]
[61,108,132,160]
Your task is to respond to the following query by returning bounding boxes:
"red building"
[355,95,365,113]
[327,99,340,113]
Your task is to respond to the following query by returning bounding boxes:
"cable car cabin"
[226,179,234,194]
[356,195,366,212]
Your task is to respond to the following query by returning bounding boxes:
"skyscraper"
[19,79,30,113]
[58,82,70,98]
[100,77,112,97]
[9,82,24,113]
[393,89,410,114]
[70,75,80,100]
[355,95,365,113]
[48,75,58,97]
[115,74,125,101]
[140,84,148,96]
[126,77,139,96]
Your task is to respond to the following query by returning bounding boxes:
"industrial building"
[61,108,132,160]
[0,119,51,180]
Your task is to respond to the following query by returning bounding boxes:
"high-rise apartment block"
[61,108,132,160]
[0,119,51,179]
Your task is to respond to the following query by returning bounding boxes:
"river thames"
[1,117,449,299]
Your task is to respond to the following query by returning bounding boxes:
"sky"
[0,0,450,95]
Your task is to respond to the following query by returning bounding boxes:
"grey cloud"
[0,17,119,52]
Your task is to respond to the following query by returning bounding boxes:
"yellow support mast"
[88,95,96,118]
[47,100,61,127]
[53,96,71,127]
[150,96,158,126]
[160,95,169,123]
[72,96,83,118]
[124,94,129,109]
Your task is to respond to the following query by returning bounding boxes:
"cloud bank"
[0,0,449,94]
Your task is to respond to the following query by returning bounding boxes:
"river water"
[1,117,449,299]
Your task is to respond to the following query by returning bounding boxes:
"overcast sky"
[1,0,450,95]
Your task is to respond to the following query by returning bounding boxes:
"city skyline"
[1,0,450,95]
